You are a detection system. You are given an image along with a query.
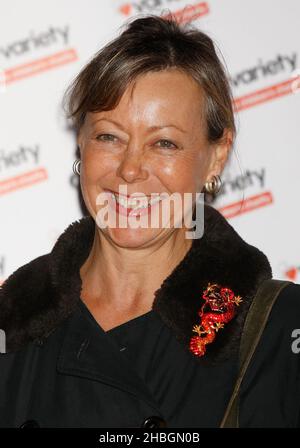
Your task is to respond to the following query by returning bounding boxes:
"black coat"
[0,204,299,428]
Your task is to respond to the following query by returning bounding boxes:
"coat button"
[20,419,40,428]
[141,416,167,428]
[34,338,44,347]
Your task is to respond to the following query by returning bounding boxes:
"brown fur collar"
[0,204,272,363]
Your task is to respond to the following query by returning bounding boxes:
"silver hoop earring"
[72,159,81,175]
[204,175,222,195]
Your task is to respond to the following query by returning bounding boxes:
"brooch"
[189,283,243,357]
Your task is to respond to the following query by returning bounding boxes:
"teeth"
[111,192,161,209]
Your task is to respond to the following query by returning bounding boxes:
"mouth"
[105,189,162,211]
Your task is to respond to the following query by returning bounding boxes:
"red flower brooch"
[189,283,243,357]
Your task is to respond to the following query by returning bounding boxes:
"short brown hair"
[64,13,236,144]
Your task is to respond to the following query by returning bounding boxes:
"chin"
[102,226,164,248]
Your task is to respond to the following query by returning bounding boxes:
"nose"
[116,148,148,184]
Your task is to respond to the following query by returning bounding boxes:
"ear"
[206,128,233,180]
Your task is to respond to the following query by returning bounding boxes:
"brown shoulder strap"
[220,278,293,428]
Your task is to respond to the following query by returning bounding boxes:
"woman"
[0,14,300,428]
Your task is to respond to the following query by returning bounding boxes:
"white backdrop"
[0,0,299,284]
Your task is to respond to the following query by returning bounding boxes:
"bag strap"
[219,278,293,428]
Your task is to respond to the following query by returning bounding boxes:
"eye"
[156,139,177,149]
[95,133,117,142]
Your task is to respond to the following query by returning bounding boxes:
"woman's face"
[77,68,230,248]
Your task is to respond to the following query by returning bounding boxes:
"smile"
[107,191,162,210]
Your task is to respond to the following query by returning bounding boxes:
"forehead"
[91,69,205,129]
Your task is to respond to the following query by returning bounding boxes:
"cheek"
[155,154,208,193]
[81,149,117,181]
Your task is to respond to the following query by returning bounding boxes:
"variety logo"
[218,168,266,196]
[119,0,181,14]
[231,52,299,111]
[0,145,39,173]
[215,167,273,219]
[0,144,48,196]
[0,26,70,59]
[230,53,297,88]
[0,25,78,86]
[118,1,209,24]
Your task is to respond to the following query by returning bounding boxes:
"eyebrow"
[92,117,187,134]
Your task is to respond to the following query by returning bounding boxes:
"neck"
[79,227,192,311]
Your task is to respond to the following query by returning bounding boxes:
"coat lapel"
[0,204,272,363]
[56,302,164,413]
